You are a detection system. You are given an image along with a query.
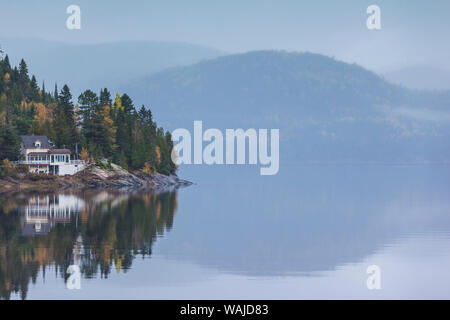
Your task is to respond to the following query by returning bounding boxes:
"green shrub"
[96,160,111,170]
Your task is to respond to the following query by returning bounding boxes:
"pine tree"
[57,85,77,148]
[138,106,155,131]
[78,89,98,124]
[53,83,58,102]
[121,94,134,114]
[18,59,29,85]
[18,59,31,100]
[52,107,70,148]
[3,55,11,72]
[90,105,116,157]
[114,109,130,163]
[30,75,39,101]
[99,88,112,107]
[0,124,20,160]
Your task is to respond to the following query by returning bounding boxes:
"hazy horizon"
[1,0,450,74]
[1,1,450,301]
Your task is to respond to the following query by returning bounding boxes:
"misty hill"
[0,38,223,97]
[123,51,450,163]
[383,66,450,91]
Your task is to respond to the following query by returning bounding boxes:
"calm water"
[1,165,450,299]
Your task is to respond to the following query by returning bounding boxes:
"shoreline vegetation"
[0,52,180,185]
[0,159,192,194]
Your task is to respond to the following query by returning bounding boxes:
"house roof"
[27,152,50,156]
[49,149,71,154]
[21,136,52,149]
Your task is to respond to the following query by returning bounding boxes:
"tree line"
[0,54,176,175]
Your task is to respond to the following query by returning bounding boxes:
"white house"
[16,135,85,176]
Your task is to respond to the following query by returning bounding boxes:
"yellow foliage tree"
[2,159,14,175]
[114,93,123,110]
[155,146,162,165]
[142,162,155,175]
[100,106,117,152]
[20,100,29,111]
[79,147,89,162]
[33,102,52,125]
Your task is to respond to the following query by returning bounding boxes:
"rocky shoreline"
[0,163,192,194]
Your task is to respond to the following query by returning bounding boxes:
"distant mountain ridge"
[122,50,450,163]
[0,38,224,97]
[383,66,450,91]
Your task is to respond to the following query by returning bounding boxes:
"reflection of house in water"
[20,195,85,236]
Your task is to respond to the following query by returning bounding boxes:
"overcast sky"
[1,0,449,72]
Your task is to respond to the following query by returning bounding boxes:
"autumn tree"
[79,147,89,162]
[0,54,177,176]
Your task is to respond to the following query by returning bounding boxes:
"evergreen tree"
[90,105,116,156]
[3,55,11,72]
[30,75,39,101]
[78,89,98,124]
[0,124,20,160]
[18,59,28,78]
[57,85,77,148]
[99,88,112,106]
[53,83,58,102]
[52,107,70,148]
[0,54,177,176]
[17,59,33,102]
[121,93,134,114]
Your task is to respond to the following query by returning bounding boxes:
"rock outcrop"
[0,163,192,194]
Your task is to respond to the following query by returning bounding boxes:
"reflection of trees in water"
[0,191,178,300]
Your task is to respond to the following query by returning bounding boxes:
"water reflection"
[1,166,450,299]
[0,190,178,300]
[21,195,83,236]
[157,165,450,278]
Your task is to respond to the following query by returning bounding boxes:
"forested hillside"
[0,53,176,175]
[124,50,450,163]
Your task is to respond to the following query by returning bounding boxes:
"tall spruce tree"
[121,93,134,114]
[2,55,11,73]
[53,83,58,102]
[78,89,98,123]
[99,88,112,106]
[30,75,39,101]
[57,85,77,149]
[0,124,20,160]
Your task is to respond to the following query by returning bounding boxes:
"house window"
[35,141,41,149]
